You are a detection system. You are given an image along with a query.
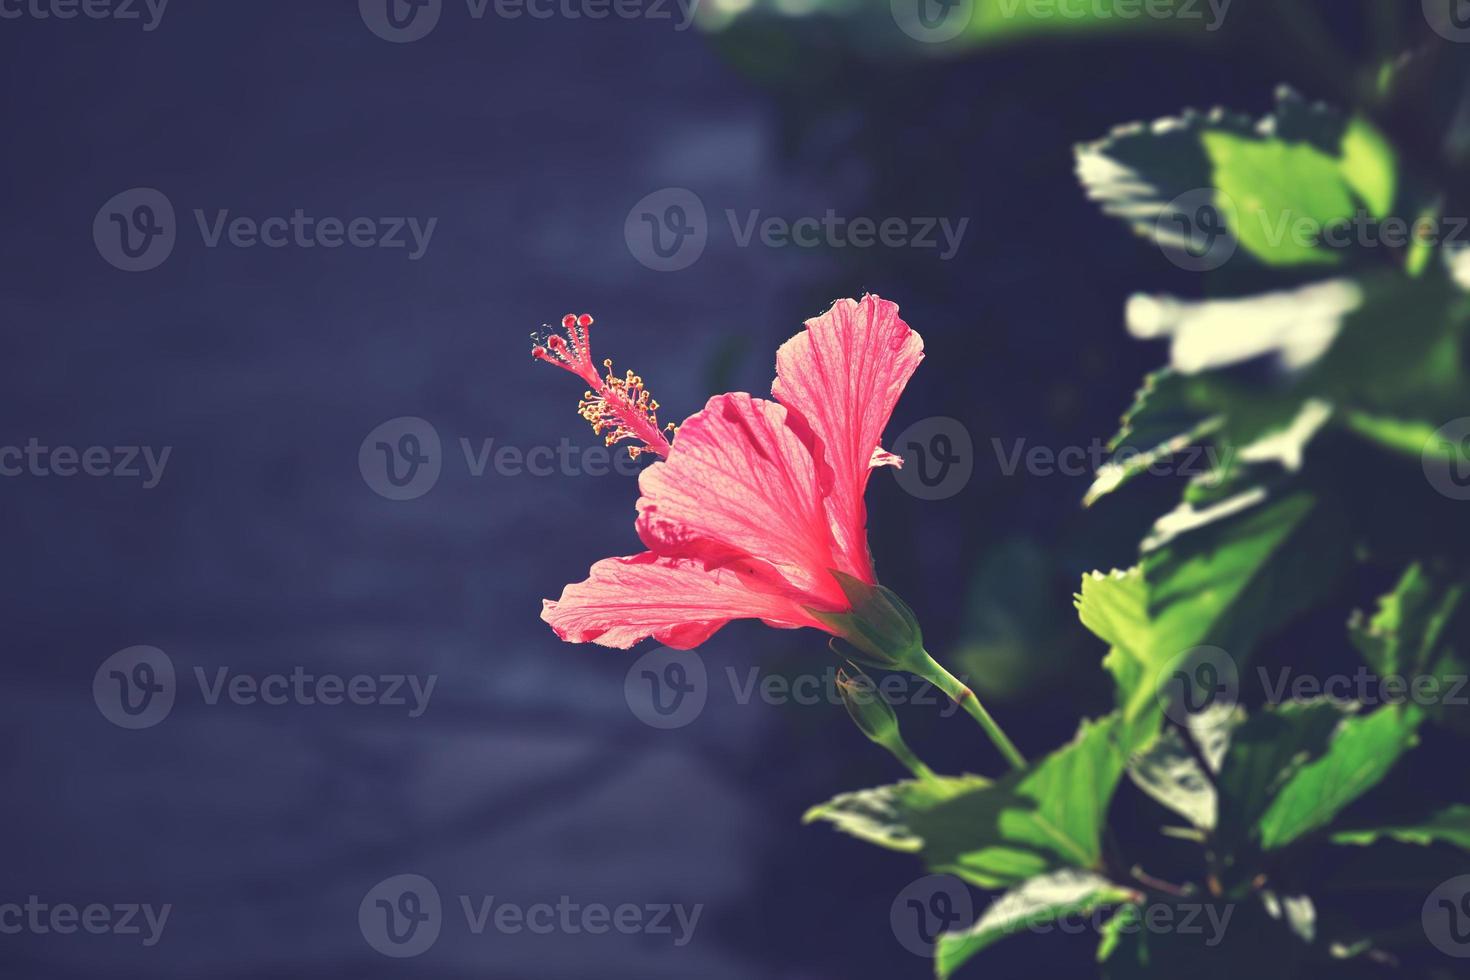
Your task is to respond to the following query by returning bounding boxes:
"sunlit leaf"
[1126,710,1238,830]
[1215,701,1423,853]
[1144,487,1353,664]
[1338,117,1397,219]
[1077,89,1396,270]
[910,717,1127,888]
[802,775,991,853]
[1256,705,1422,850]
[1348,563,1466,676]
[1331,804,1470,853]
[1202,130,1354,266]
[935,870,1137,979]
[1215,699,1351,855]
[1076,569,1162,750]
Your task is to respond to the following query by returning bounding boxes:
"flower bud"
[836,666,899,743]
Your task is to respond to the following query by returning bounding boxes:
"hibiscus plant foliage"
[535,6,1470,977]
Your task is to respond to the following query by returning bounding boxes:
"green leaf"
[1339,411,1443,459]
[1078,486,1355,761]
[1144,487,1353,664]
[1347,564,1470,734]
[1084,414,1225,508]
[1087,394,1331,509]
[1077,89,1397,270]
[1123,273,1470,449]
[1076,569,1163,751]
[1215,701,1423,854]
[1338,117,1396,219]
[1106,368,1219,455]
[1202,130,1354,266]
[1214,699,1350,858]
[1226,399,1334,475]
[1125,279,1361,379]
[1078,483,1354,748]
[1076,104,1251,262]
[1126,712,1238,830]
[801,775,990,853]
[934,870,1137,979]
[1331,804,1470,852]
[1111,272,1468,480]
[910,717,1127,888]
[1302,274,1470,422]
[1256,706,1423,850]
[1348,563,1466,676]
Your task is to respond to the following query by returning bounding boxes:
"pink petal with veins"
[773,295,924,583]
[635,392,849,608]
[541,552,822,649]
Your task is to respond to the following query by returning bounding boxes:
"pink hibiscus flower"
[532,295,924,655]
[533,297,1027,770]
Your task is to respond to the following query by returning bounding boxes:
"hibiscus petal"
[541,552,820,649]
[871,446,904,469]
[635,392,847,607]
[772,295,924,582]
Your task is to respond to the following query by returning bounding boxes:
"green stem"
[912,649,1027,772]
[880,735,939,782]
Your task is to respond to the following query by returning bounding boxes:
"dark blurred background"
[0,1,1410,977]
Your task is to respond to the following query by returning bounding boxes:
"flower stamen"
[533,313,674,459]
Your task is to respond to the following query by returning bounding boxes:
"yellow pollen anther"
[574,358,671,458]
